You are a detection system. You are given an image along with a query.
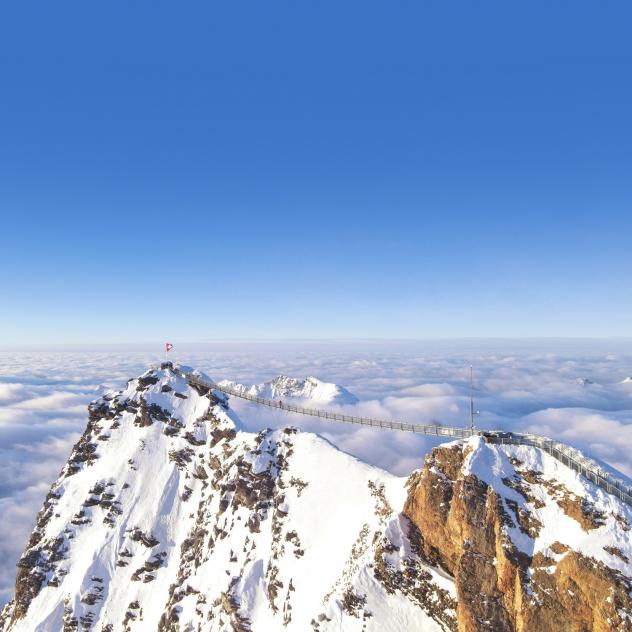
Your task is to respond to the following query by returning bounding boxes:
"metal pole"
[469,365,475,433]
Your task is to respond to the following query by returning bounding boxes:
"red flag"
[165,343,174,352]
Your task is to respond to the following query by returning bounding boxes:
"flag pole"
[164,342,174,366]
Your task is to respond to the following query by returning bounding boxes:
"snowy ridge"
[218,375,359,405]
[485,432,632,507]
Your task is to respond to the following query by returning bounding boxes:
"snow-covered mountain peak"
[0,366,452,632]
[218,374,359,406]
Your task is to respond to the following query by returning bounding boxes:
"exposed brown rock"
[373,523,458,631]
[187,380,212,398]
[505,499,542,538]
[134,398,153,427]
[516,468,607,531]
[604,545,630,564]
[404,441,632,632]
[128,528,159,548]
[210,427,237,447]
[136,375,159,391]
[556,495,607,531]
[549,541,569,555]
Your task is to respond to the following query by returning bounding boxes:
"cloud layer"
[1,343,631,606]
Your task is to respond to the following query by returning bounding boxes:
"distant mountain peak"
[218,374,359,405]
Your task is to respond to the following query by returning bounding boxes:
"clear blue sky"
[1,2,631,344]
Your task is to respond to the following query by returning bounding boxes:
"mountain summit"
[1,364,630,631]
[218,375,359,405]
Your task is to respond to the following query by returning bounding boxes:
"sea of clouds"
[1,340,632,607]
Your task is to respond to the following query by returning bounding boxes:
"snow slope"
[462,435,632,577]
[218,375,359,406]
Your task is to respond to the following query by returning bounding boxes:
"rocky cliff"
[404,440,632,631]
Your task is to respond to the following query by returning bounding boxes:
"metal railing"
[170,366,632,508]
[179,369,475,439]
[486,433,632,507]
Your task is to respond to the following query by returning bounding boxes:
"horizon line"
[2,335,632,352]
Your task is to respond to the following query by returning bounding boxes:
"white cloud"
[522,407,632,477]
[13,392,88,410]
[399,383,456,397]
[0,384,29,403]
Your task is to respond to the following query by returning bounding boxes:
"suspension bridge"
[171,365,632,508]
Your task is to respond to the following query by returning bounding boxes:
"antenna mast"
[469,364,475,434]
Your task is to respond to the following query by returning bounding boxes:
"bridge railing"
[484,433,632,507]
[182,369,474,440]
[171,366,632,508]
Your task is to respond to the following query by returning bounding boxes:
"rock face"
[404,439,632,632]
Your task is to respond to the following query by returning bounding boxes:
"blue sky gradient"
[1,2,631,343]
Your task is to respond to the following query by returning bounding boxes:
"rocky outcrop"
[404,441,632,632]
